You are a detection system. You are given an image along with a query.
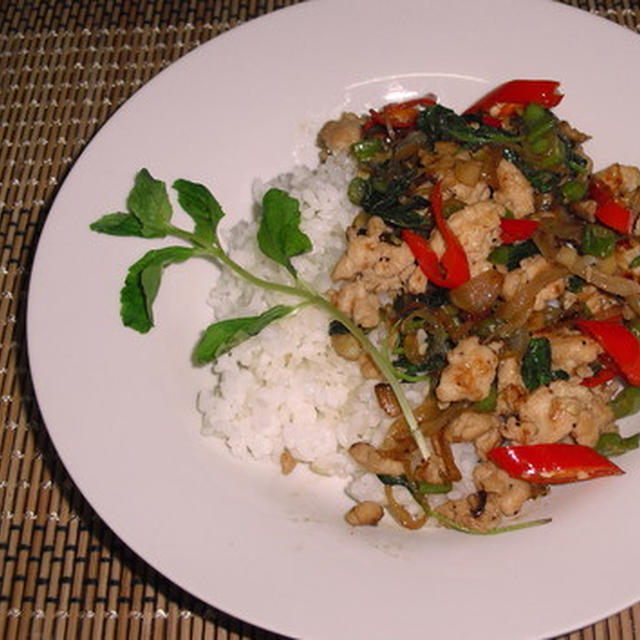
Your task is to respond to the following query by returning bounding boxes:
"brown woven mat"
[1,1,640,638]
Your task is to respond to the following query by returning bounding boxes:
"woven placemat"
[1,1,639,639]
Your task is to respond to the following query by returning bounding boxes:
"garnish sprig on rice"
[90,168,432,461]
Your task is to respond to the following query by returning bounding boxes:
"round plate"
[27,1,640,638]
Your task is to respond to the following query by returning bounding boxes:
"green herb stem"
[311,292,432,461]
[168,223,308,299]
[206,245,307,299]
[428,510,552,535]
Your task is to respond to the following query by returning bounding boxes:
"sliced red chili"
[480,114,502,128]
[464,79,563,115]
[402,182,470,289]
[589,178,613,206]
[595,201,632,235]
[363,96,436,133]
[499,218,539,244]
[589,179,633,235]
[580,354,620,387]
[574,319,640,386]
[488,443,624,484]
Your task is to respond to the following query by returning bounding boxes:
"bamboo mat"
[1,1,640,639]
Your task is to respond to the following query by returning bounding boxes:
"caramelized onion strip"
[384,485,428,530]
[498,264,568,329]
[555,246,640,297]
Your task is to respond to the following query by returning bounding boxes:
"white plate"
[27,1,640,638]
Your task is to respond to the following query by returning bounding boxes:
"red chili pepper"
[589,178,613,206]
[574,319,640,386]
[464,79,563,115]
[580,354,620,387]
[362,96,436,133]
[595,201,632,235]
[589,179,633,234]
[401,182,470,289]
[499,218,539,244]
[488,443,624,484]
[480,114,502,128]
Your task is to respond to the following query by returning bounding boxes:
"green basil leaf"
[416,104,519,148]
[89,212,145,237]
[489,239,540,271]
[257,188,312,277]
[172,178,224,243]
[521,337,553,391]
[567,275,586,293]
[126,169,172,238]
[595,432,640,457]
[121,246,195,333]
[193,304,296,365]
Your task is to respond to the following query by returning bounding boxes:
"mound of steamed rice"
[197,155,384,477]
[197,153,473,512]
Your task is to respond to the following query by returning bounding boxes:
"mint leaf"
[126,169,172,238]
[257,188,312,277]
[193,304,295,364]
[121,246,195,333]
[90,212,145,237]
[173,178,224,244]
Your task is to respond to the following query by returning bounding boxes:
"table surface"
[2,1,640,638]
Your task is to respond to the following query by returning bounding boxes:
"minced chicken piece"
[546,329,602,377]
[345,501,384,526]
[435,493,502,532]
[446,411,501,443]
[594,163,640,197]
[501,380,615,446]
[473,461,536,516]
[317,112,363,155]
[331,216,427,327]
[496,356,528,415]
[436,336,499,402]
[493,158,535,217]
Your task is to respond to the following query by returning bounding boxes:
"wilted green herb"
[567,275,586,293]
[489,239,540,271]
[520,338,566,391]
[417,104,519,149]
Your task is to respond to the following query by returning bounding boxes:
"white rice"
[196,152,475,510]
[197,154,394,477]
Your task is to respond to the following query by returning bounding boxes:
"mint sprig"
[90,168,432,463]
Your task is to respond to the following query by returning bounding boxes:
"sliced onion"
[384,396,470,451]
[450,268,504,314]
[556,246,640,297]
[415,396,469,437]
[499,264,568,328]
[384,485,428,530]
[393,130,428,161]
[627,295,640,317]
[430,430,462,482]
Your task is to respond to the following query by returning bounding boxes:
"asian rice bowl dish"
[93,80,640,534]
